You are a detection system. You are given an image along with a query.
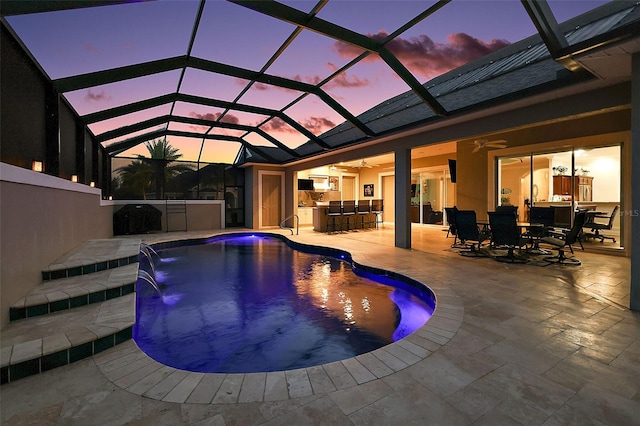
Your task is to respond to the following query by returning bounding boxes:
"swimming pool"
[133,233,435,373]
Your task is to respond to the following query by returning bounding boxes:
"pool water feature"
[134,234,435,373]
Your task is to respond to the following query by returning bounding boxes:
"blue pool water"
[133,234,435,373]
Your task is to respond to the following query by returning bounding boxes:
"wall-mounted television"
[448,159,457,183]
[298,178,315,191]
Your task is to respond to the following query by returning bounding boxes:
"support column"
[44,87,60,176]
[102,149,111,198]
[92,138,99,185]
[76,122,85,183]
[631,53,640,311]
[395,148,411,248]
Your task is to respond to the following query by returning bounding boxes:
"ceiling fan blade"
[472,145,481,153]
[487,142,507,149]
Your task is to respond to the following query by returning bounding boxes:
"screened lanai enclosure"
[4,0,632,184]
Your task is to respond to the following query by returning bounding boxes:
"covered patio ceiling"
[2,0,636,166]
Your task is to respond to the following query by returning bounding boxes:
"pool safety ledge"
[95,231,463,404]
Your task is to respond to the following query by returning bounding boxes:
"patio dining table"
[476,219,547,253]
[476,219,540,230]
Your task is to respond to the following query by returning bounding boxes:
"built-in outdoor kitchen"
[297,174,342,229]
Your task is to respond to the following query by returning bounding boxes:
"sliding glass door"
[496,155,530,221]
[410,167,451,225]
[497,145,622,249]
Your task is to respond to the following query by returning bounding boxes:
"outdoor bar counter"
[313,203,376,233]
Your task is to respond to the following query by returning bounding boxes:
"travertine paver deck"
[2,226,638,425]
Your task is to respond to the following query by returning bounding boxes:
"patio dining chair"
[455,210,490,257]
[540,211,587,265]
[495,205,518,217]
[444,206,462,248]
[588,205,618,243]
[488,211,531,263]
[526,206,555,254]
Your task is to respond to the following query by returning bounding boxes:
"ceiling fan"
[349,159,376,168]
[472,139,507,153]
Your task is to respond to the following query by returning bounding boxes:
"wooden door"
[382,175,395,224]
[261,174,282,227]
[342,176,356,200]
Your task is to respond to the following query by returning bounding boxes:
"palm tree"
[117,138,192,199]
[143,139,193,199]
[145,138,182,162]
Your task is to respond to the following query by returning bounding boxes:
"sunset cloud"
[323,63,372,89]
[82,42,99,53]
[299,116,336,133]
[289,65,371,89]
[259,116,336,135]
[260,117,294,133]
[333,31,510,79]
[189,111,240,125]
[84,89,111,102]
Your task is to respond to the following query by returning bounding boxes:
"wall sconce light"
[89,181,95,187]
[32,161,43,172]
[71,175,78,182]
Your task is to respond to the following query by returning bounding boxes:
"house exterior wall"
[0,164,112,328]
[112,201,224,232]
[247,165,286,229]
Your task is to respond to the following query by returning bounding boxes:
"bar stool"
[357,200,370,230]
[327,201,342,233]
[342,200,356,231]
[371,199,384,228]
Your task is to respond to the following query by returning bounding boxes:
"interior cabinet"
[552,175,593,201]
[298,207,313,225]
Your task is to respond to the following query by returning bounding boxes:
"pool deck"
[1,225,638,425]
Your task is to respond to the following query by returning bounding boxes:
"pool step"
[10,263,138,321]
[41,238,140,281]
[2,238,142,384]
[1,293,135,384]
